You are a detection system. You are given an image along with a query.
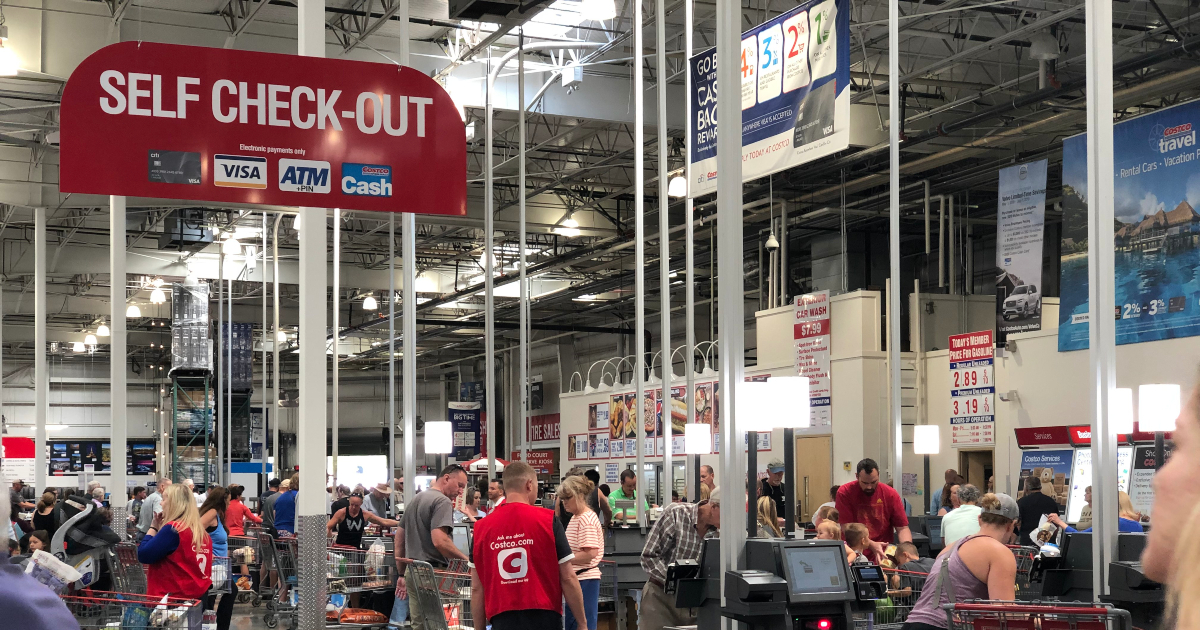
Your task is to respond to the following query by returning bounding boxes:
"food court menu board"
[48,440,156,475]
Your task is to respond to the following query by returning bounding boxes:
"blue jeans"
[565,578,600,630]
[389,593,409,628]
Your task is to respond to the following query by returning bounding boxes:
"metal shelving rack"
[171,372,215,485]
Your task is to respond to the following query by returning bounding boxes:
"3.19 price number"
[951,394,992,417]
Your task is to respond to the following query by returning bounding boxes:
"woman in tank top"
[326,492,399,549]
[199,487,235,630]
[902,493,1020,630]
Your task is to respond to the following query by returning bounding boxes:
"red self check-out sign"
[59,42,465,215]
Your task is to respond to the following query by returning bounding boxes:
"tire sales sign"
[948,330,995,447]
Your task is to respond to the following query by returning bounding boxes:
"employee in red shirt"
[835,458,911,558]
[470,461,590,630]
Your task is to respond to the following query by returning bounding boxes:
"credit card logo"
[278,159,331,193]
[341,163,393,197]
[214,154,267,189]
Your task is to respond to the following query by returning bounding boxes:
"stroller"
[51,494,121,590]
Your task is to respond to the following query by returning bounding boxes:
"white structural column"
[388,215,396,498]
[684,0,695,496]
[110,196,128,534]
[296,1,329,626]
[272,216,281,474]
[656,0,672,506]
[634,0,647,529]
[715,0,745,592]
[332,209,340,483]
[1085,0,1117,597]
[887,0,903,483]
[34,208,47,494]
[519,29,529,463]
[484,46,498,481]
[399,0,417,510]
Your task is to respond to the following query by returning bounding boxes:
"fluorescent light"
[149,288,166,304]
[72,341,86,353]
[126,305,142,318]
[913,425,940,454]
[684,423,712,455]
[426,421,453,453]
[84,334,98,346]
[96,323,110,336]
[1139,383,1182,432]
[1112,388,1134,435]
[668,176,687,198]
[363,295,379,310]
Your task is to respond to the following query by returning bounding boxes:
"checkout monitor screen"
[783,546,849,596]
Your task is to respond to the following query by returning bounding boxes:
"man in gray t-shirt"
[395,464,469,629]
[137,479,170,536]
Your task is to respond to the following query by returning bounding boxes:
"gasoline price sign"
[948,330,996,447]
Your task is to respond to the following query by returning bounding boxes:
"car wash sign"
[60,42,465,215]
[688,0,849,197]
[948,330,995,447]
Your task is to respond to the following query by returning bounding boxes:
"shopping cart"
[598,560,617,605]
[406,559,474,630]
[261,536,299,630]
[327,543,394,593]
[944,601,1133,630]
[229,534,262,605]
[1008,545,1041,599]
[255,531,278,611]
[850,567,930,630]
[62,591,200,629]
[109,542,147,594]
[210,555,233,595]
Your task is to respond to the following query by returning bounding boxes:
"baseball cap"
[766,459,785,474]
[982,493,1019,521]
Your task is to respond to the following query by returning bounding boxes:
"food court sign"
[59,42,466,215]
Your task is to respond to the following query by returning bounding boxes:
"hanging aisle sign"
[995,159,1048,335]
[948,330,995,447]
[60,42,466,215]
[687,0,850,198]
[793,290,832,431]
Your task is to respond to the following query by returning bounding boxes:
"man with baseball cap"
[759,459,787,523]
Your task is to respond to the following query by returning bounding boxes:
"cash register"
[670,538,887,630]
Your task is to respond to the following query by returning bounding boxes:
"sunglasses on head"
[350,492,364,498]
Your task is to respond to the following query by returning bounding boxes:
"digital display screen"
[784,546,848,595]
[855,566,883,581]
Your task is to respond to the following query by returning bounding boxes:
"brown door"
[958,450,994,490]
[795,436,833,523]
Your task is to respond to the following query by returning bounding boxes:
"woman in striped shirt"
[559,475,604,630]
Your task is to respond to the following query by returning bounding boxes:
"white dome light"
[562,216,579,229]
[223,237,242,255]
[149,288,167,304]
[0,42,20,77]
[71,341,86,353]
[668,176,687,198]
[363,295,379,310]
[84,334,98,346]
[96,323,110,336]
[126,305,142,318]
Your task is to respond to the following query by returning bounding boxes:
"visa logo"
[341,162,393,197]
[214,154,267,189]
[278,159,331,193]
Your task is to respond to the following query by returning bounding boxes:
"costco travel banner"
[1058,99,1200,351]
[687,0,849,197]
[59,42,466,215]
[995,159,1047,335]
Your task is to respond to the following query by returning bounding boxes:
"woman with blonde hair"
[1047,490,1143,533]
[757,496,783,538]
[559,474,604,630]
[138,483,213,629]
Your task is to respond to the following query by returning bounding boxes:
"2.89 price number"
[951,366,991,389]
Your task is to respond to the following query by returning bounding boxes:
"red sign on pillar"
[60,42,466,215]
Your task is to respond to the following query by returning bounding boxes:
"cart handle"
[952,604,1111,615]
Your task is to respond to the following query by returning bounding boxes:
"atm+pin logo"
[278,159,331,193]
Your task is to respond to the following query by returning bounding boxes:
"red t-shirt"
[835,481,909,544]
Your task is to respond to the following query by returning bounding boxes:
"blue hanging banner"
[448,401,482,460]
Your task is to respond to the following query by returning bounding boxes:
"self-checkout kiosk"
[668,538,887,630]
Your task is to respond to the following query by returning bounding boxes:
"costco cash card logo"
[278,159,331,193]
[214,154,267,189]
[342,163,393,197]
